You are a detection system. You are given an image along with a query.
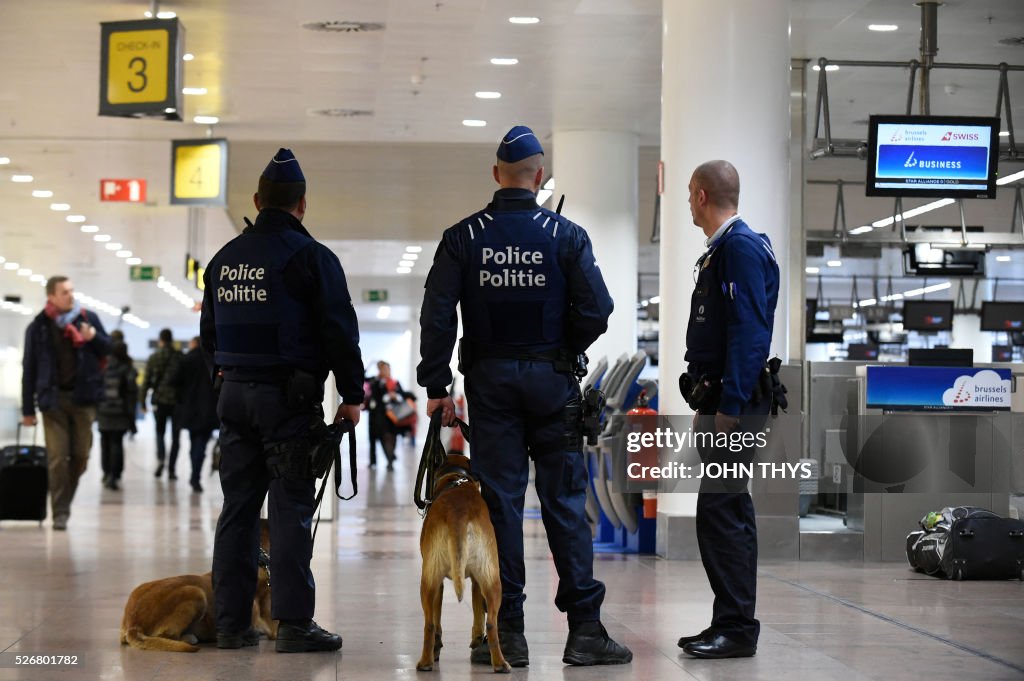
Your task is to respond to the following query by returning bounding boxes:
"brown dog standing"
[120,521,277,652]
[417,453,509,673]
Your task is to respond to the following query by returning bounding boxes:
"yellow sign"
[171,139,228,206]
[106,29,168,104]
[100,19,182,118]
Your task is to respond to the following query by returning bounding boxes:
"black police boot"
[471,618,528,667]
[275,620,342,653]
[562,621,633,666]
[216,627,260,649]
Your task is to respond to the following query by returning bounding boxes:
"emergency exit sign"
[130,265,161,281]
[362,289,388,303]
[101,178,147,202]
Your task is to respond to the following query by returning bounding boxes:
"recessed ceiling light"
[4,262,19,270]
[805,266,820,274]
[116,250,132,258]
[31,190,53,198]
[156,11,176,19]
[462,119,487,127]
[1000,131,1010,137]
[80,225,99,233]
[998,169,1024,185]
[376,306,392,320]
[193,115,219,125]
[868,24,899,32]
[182,53,194,61]
[399,260,415,268]
[66,215,86,223]
[182,87,207,95]
[105,242,123,251]
[812,64,840,72]
[405,245,423,253]
[50,203,70,211]
[17,268,31,276]
[164,108,177,114]
[144,10,152,17]
[849,225,873,235]
[490,57,519,66]
[509,17,540,24]
[0,157,9,165]
[827,260,842,267]
[996,255,1012,262]
[30,274,45,283]
[125,257,142,265]
[11,175,33,183]
[475,91,501,99]
[396,266,412,274]
[94,234,111,242]
[403,253,419,260]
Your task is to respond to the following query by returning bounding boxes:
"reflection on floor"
[1,428,1023,681]
[798,513,858,533]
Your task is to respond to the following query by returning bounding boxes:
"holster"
[679,372,722,412]
[285,369,321,410]
[265,417,341,481]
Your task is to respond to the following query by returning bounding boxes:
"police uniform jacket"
[199,208,364,404]
[418,188,613,397]
[685,219,779,416]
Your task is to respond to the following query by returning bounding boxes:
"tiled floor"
[1,427,1023,681]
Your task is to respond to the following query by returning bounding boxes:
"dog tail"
[448,530,466,602]
[122,625,200,653]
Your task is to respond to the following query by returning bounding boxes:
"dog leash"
[312,419,358,542]
[414,410,471,514]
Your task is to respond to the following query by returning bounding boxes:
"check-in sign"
[99,19,183,119]
[171,139,228,205]
[100,179,147,202]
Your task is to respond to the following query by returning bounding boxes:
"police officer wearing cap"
[676,160,779,659]
[418,126,632,667]
[200,148,364,653]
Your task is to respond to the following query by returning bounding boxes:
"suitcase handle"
[16,422,39,447]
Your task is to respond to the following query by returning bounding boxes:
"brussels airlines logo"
[890,129,904,143]
[904,151,918,168]
[941,131,980,142]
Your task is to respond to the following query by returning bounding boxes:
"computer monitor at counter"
[907,348,973,368]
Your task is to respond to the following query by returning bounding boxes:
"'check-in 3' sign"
[100,179,147,202]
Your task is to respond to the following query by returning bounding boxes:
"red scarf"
[44,302,87,349]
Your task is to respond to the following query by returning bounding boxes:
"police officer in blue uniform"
[200,149,364,653]
[676,160,779,659]
[418,126,632,668]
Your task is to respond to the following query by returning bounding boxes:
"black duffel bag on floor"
[907,506,1024,580]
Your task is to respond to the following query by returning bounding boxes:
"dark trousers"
[100,429,126,480]
[466,359,604,626]
[693,401,769,647]
[154,404,181,472]
[212,377,317,632]
[367,410,395,467]
[188,429,213,485]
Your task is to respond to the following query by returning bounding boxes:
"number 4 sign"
[171,139,228,206]
[99,18,183,119]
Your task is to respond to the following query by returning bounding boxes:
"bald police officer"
[677,160,779,659]
[418,126,632,667]
[200,149,364,653]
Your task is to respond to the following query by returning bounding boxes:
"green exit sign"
[130,265,161,281]
[362,289,388,303]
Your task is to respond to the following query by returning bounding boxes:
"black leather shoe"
[471,630,528,667]
[563,621,632,666]
[154,464,164,478]
[168,471,178,481]
[216,627,260,649]
[275,620,342,653]
[677,628,713,648]
[682,633,756,659]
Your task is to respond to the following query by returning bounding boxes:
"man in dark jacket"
[142,328,183,479]
[22,275,112,530]
[176,337,219,493]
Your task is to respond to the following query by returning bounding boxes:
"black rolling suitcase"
[941,514,1024,581]
[0,424,49,523]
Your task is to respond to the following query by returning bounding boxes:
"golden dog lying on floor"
[417,453,510,673]
[120,522,277,652]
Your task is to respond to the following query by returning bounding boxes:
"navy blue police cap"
[261,148,305,183]
[497,125,544,163]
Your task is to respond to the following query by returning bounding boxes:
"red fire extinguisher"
[627,390,659,520]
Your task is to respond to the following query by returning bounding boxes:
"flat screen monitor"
[902,300,954,331]
[992,345,1013,362]
[908,348,973,367]
[847,343,879,360]
[980,301,1024,332]
[866,115,1000,199]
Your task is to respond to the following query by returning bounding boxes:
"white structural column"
[553,130,639,366]
[657,0,791,526]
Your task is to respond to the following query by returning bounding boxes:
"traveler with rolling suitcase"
[21,275,112,530]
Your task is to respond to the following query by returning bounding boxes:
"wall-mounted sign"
[99,18,183,119]
[171,139,228,206]
[866,366,1012,412]
[130,265,161,281]
[100,178,147,202]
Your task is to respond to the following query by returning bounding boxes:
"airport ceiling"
[0,0,1023,333]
